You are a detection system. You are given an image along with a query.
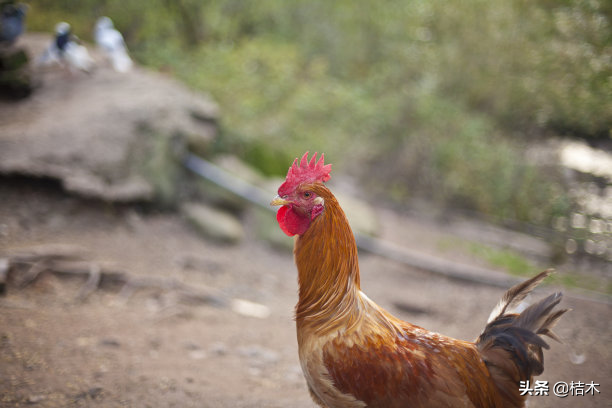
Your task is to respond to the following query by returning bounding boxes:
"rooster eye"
[303,192,312,198]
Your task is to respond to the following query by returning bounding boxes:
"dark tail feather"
[476,271,569,407]
[537,308,567,343]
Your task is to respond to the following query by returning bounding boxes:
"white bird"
[94,16,132,73]
[38,22,94,73]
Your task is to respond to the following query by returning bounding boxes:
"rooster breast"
[297,294,501,408]
[297,291,391,407]
[299,330,367,408]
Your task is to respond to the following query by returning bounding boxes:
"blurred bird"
[0,1,27,46]
[271,152,568,408]
[94,16,132,73]
[38,22,94,73]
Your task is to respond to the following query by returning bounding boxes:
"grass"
[440,239,612,296]
[466,243,538,277]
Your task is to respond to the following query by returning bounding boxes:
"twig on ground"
[1,247,227,307]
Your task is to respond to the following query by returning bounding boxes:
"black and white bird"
[94,16,132,73]
[38,21,94,73]
[0,2,27,46]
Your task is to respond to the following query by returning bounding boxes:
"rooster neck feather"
[294,184,362,332]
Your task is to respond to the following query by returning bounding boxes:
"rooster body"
[272,153,567,408]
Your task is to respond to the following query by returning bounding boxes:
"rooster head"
[271,152,332,236]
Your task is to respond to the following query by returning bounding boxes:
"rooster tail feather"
[476,272,569,407]
[514,292,564,333]
[487,269,553,323]
[537,308,569,343]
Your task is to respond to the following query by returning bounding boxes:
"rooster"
[271,152,568,408]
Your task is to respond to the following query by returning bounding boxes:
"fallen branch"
[355,235,520,288]
[17,259,49,289]
[1,249,227,307]
[5,243,89,262]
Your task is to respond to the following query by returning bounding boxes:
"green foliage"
[427,0,612,137]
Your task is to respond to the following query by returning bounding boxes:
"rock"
[27,394,46,404]
[98,338,121,348]
[0,33,219,205]
[181,202,243,244]
[62,173,154,202]
[185,117,218,157]
[0,46,33,99]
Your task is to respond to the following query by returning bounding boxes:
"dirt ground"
[0,179,610,408]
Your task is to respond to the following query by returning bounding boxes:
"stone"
[181,202,243,244]
[0,33,219,205]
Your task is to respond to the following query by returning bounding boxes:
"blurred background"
[18,0,611,271]
[0,1,610,407]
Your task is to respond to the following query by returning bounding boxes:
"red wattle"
[277,205,310,236]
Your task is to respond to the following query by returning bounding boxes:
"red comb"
[278,152,332,196]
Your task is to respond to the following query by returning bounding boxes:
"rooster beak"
[270,195,290,206]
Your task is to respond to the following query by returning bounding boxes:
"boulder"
[0,46,33,99]
[0,33,219,204]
